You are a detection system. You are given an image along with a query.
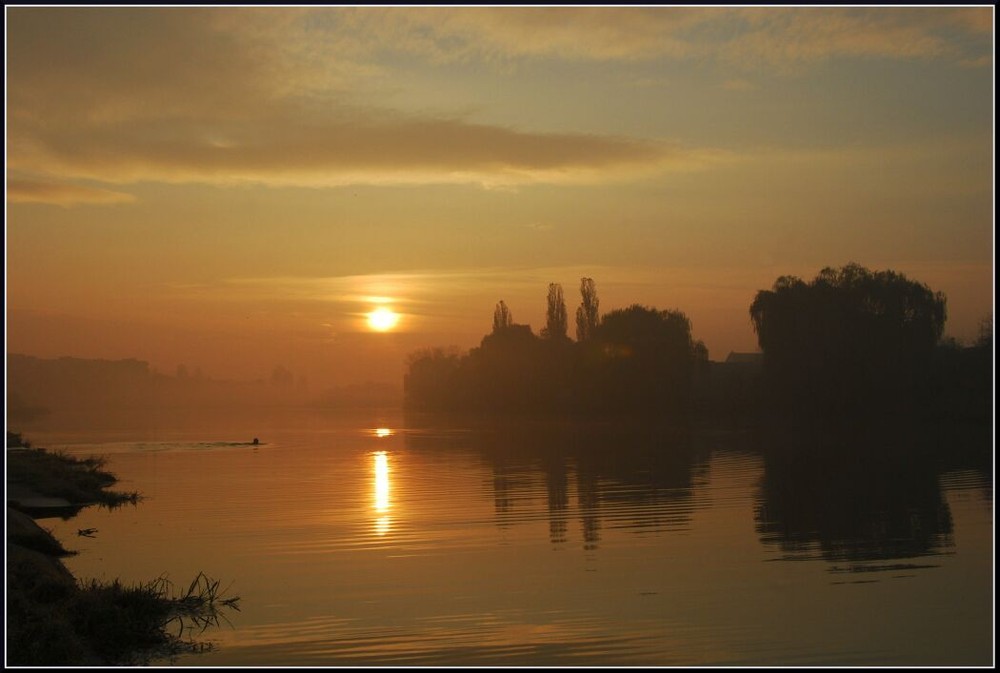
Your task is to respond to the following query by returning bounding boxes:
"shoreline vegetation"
[6,264,990,430]
[404,266,992,424]
[5,430,241,666]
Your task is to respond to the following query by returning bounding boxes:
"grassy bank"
[7,446,140,510]
[6,432,240,666]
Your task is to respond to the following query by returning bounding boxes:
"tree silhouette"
[575,277,600,342]
[749,262,947,416]
[591,304,698,413]
[404,347,465,411]
[492,300,513,334]
[541,283,568,341]
[975,314,992,349]
[405,279,704,416]
[474,320,542,412]
[403,269,985,422]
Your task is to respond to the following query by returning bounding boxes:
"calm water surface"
[29,408,993,666]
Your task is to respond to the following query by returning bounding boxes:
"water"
[25,408,993,666]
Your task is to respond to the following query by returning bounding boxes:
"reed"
[169,571,243,637]
[73,571,242,664]
[8,569,242,666]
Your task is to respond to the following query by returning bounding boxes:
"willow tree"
[749,263,947,415]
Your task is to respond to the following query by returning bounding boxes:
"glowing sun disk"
[367,307,400,332]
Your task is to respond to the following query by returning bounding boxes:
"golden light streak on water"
[374,450,391,536]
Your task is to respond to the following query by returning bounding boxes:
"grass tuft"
[8,567,242,666]
[6,435,241,665]
[70,572,242,665]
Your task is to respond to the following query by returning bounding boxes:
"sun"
[367,307,400,332]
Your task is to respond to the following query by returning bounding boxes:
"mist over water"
[24,406,993,667]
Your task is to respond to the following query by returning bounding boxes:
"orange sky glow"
[5,7,994,391]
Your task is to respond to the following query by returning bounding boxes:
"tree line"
[404,264,991,420]
[406,277,707,415]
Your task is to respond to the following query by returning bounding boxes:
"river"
[24,407,993,666]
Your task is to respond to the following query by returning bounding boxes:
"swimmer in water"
[252,437,259,445]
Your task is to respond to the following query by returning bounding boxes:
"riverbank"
[6,433,239,666]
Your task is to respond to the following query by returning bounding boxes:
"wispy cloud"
[301,7,992,67]
[176,267,618,319]
[10,113,715,189]
[5,7,721,191]
[293,7,991,67]
[6,178,136,207]
[6,7,988,194]
[718,8,991,71]
[189,264,736,309]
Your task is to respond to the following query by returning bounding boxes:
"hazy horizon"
[6,7,994,391]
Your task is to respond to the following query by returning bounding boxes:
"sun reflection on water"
[373,450,391,536]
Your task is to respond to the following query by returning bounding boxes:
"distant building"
[724,352,763,366]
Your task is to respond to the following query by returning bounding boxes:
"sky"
[5,6,994,390]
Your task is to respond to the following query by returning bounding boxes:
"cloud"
[299,7,991,67]
[6,7,987,192]
[305,7,992,67]
[6,8,721,189]
[718,8,987,71]
[10,109,719,189]
[179,267,614,315]
[6,178,136,207]
[959,54,993,69]
[369,7,702,63]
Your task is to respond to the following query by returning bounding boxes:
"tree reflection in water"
[403,414,711,550]
[403,412,989,571]
[751,420,993,569]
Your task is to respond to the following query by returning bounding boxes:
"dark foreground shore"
[6,435,238,666]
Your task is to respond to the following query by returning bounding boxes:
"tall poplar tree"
[575,277,600,342]
[542,283,568,340]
